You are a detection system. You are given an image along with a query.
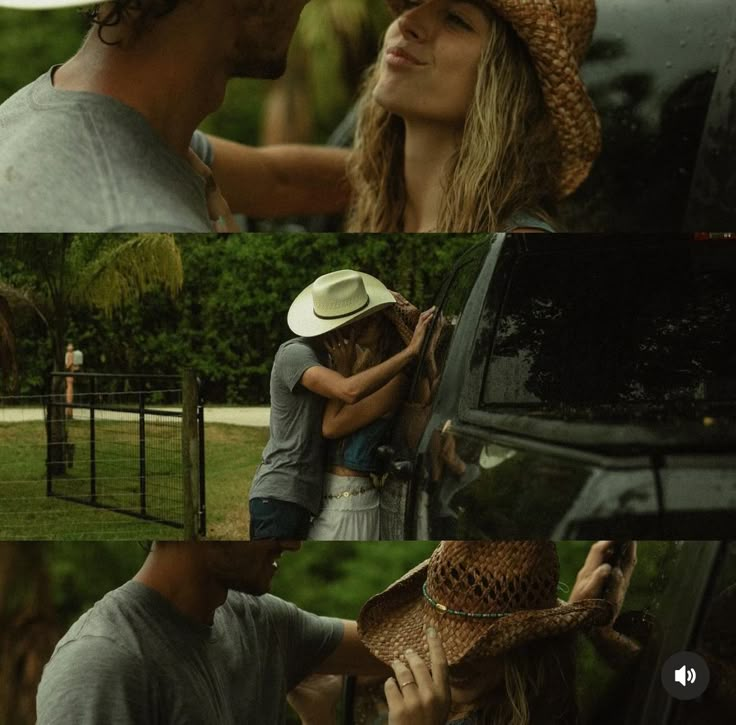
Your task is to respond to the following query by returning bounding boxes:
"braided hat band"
[358,541,613,667]
[385,0,600,197]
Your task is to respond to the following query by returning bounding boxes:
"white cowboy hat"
[288,270,396,338]
[0,1,94,7]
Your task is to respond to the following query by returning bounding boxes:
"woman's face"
[352,315,383,350]
[448,656,503,706]
[374,0,492,127]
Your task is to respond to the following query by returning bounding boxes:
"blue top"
[326,417,393,473]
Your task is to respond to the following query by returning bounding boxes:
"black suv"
[378,235,736,540]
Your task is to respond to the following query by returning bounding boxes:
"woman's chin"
[450,683,486,705]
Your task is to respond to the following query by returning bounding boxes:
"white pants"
[308,473,380,541]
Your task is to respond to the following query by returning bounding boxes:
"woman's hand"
[385,628,450,725]
[325,329,357,376]
[569,541,637,621]
[406,307,436,359]
[287,673,344,725]
[186,149,240,232]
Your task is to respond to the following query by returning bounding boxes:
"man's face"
[203,540,301,595]
[225,0,310,79]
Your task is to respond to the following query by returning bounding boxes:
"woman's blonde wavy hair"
[468,637,578,725]
[346,10,562,233]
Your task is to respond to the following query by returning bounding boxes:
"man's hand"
[406,307,436,358]
[287,673,344,725]
[569,541,637,621]
[324,328,357,377]
[385,628,450,725]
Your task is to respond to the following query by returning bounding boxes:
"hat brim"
[288,272,396,338]
[0,1,94,7]
[358,557,613,666]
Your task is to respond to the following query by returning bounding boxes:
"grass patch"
[0,421,268,540]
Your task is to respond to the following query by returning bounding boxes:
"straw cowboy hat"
[386,0,600,197]
[288,270,397,338]
[358,541,613,666]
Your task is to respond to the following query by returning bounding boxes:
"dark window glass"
[481,242,736,424]
[394,243,489,454]
[671,541,736,725]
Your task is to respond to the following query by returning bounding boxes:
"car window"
[576,541,697,724]
[670,541,736,725]
[480,239,736,429]
[393,242,489,456]
[562,0,734,231]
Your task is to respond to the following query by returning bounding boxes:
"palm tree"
[0,234,183,371]
[0,233,183,473]
[261,0,390,143]
[0,543,58,725]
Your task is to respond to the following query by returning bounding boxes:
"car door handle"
[390,459,414,479]
[375,445,414,479]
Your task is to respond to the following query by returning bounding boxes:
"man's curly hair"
[85,1,181,42]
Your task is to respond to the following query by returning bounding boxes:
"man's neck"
[133,544,228,626]
[401,121,463,233]
[53,23,229,156]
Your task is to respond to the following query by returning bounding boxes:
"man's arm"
[207,135,350,217]
[322,374,406,439]
[302,307,435,405]
[315,620,391,676]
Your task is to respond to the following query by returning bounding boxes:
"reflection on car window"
[413,244,489,403]
[481,241,736,423]
[577,541,687,724]
[395,243,488,454]
[671,541,736,724]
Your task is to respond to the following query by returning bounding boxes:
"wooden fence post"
[181,369,200,540]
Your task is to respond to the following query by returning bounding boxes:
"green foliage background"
[3,541,686,724]
[26,540,675,630]
[3,233,486,402]
[0,2,390,145]
[0,7,272,145]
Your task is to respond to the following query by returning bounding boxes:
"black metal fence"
[0,370,205,539]
[45,370,205,537]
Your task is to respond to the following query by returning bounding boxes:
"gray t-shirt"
[0,68,213,232]
[36,580,343,725]
[250,337,329,515]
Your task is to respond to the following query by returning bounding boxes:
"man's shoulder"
[0,73,211,232]
[275,337,323,363]
[55,582,147,654]
[224,591,291,620]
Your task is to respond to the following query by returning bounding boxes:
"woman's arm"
[322,373,406,439]
[207,135,351,217]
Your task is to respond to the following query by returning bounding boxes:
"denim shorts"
[249,497,312,540]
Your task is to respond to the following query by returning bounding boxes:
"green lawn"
[0,421,268,540]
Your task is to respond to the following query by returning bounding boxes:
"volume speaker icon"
[662,652,709,700]
[674,665,696,687]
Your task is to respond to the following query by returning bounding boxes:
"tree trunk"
[0,543,59,725]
